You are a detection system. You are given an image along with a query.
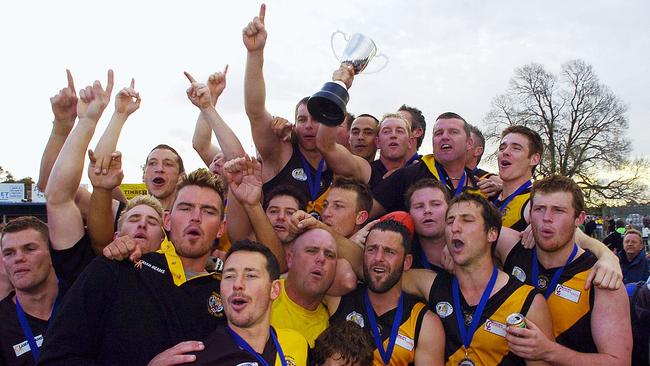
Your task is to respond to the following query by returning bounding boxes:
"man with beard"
[400,193,554,365]
[326,220,445,365]
[189,240,308,365]
[243,4,333,217]
[38,169,227,365]
[500,176,631,365]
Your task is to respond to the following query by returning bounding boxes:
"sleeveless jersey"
[330,286,428,366]
[503,243,598,353]
[492,188,531,232]
[428,272,538,365]
[373,155,482,213]
[262,144,333,216]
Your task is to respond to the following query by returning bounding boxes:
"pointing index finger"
[184,71,197,83]
[130,78,135,89]
[106,69,114,96]
[66,69,76,93]
[223,64,229,75]
[259,3,266,24]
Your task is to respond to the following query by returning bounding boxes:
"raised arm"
[315,65,369,182]
[87,150,124,253]
[38,69,78,192]
[192,67,227,166]
[242,4,292,173]
[185,68,245,162]
[92,78,140,173]
[46,70,114,251]
[225,155,287,272]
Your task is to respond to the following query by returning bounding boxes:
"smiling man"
[0,217,60,366]
[39,169,228,366]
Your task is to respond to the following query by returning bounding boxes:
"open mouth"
[451,238,465,251]
[500,160,512,168]
[184,227,202,240]
[152,177,166,186]
[273,224,286,232]
[371,266,387,274]
[440,144,452,151]
[229,295,250,311]
[310,268,324,279]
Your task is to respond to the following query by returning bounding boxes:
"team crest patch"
[537,275,549,290]
[235,363,258,366]
[435,302,453,318]
[207,291,224,317]
[346,311,365,328]
[511,266,526,283]
[291,168,307,181]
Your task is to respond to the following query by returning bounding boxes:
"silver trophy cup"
[307,31,388,126]
[331,31,389,74]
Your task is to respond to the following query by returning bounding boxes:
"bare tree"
[484,59,648,205]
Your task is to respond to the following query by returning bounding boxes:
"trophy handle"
[363,52,389,74]
[330,30,348,63]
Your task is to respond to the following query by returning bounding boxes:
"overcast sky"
[1,0,648,184]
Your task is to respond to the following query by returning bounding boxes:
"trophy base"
[307,82,349,126]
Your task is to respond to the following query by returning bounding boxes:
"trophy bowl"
[307,31,388,126]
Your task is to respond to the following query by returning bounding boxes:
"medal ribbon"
[452,266,498,353]
[227,325,287,366]
[364,290,404,365]
[532,243,578,298]
[15,293,61,361]
[493,180,532,212]
[435,161,466,198]
[298,152,325,201]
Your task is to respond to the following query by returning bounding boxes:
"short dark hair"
[295,96,310,120]
[369,219,412,254]
[147,144,185,173]
[175,168,226,219]
[399,105,426,149]
[501,125,544,173]
[263,185,306,211]
[449,193,502,240]
[469,124,486,164]
[1,216,49,249]
[355,113,380,126]
[470,125,485,148]
[331,177,373,214]
[405,178,450,209]
[312,321,374,366]
[344,112,356,129]
[530,175,585,219]
[225,240,280,281]
[435,112,471,137]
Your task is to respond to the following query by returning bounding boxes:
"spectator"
[311,321,374,366]
[619,230,650,284]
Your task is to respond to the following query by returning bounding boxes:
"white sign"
[31,184,46,203]
[0,183,24,202]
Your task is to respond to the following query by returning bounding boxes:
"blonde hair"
[117,195,164,231]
